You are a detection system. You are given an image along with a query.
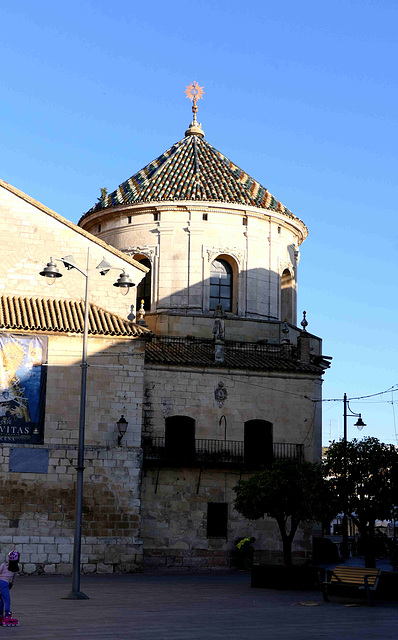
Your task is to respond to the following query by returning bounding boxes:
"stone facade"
[0,334,144,573]
[0,330,146,575]
[142,468,314,569]
[0,180,147,319]
[1,116,331,573]
[143,366,320,458]
[0,445,142,575]
[0,182,147,574]
[81,201,303,325]
[140,364,321,568]
[76,123,330,571]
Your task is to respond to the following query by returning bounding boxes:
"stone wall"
[0,183,145,320]
[0,445,142,574]
[80,200,305,323]
[141,467,313,570]
[43,334,145,448]
[141,364,320,569]
[143,365,319,455]
[0,333,145,573]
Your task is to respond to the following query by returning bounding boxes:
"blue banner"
[0,334,47,443]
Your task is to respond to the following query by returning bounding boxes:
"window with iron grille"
[207,502,228,538]
[210,259,232,312]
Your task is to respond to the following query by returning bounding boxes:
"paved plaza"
[6,570,398,640]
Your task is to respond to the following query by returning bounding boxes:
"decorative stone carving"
[205,246,244,266]
[161,398,173,418]
[282,321,290,344]
[124,247,156,261]
[137,299,147,326]
[213,305,225,363]
[214,343,225,364]
[214,381,228,408]
[279,260,294,278]
[212,305,225,340]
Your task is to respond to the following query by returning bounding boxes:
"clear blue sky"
[2,0,398,445]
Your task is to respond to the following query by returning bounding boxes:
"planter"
[251,565,320,590]
[376,570,398,600]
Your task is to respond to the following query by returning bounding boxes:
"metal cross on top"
[185,81,204,125]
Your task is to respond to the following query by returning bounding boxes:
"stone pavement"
[6,571,398,640]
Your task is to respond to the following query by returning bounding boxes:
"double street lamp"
[40,249,135,599]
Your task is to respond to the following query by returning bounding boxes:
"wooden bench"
[320,566,381,606]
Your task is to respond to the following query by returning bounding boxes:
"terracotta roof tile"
[0,295,150,338]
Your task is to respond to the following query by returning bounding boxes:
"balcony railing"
[142,437,304,467]
[145,335,299,371]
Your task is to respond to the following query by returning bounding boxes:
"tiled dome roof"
[81,134,296,221]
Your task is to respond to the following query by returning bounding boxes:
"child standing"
[0,551,20,627]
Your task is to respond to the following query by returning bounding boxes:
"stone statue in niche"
[213,304,225,363]
[212,304,225,340]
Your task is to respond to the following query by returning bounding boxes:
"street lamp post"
[40,249,135,599]
[341,392,366,560]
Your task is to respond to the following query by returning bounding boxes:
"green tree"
[234,459,336,566]
[324,437,398,568]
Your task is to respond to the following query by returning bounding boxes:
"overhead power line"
[316,384,398,403]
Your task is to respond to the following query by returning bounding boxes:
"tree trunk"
[278,519,298,567]
[364,524,376,568]
[282,537,292,567]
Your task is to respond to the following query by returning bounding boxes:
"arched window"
[136,257,151,312]
[210,259,232,312]
[244,419,273,467]
[281,268,293,323]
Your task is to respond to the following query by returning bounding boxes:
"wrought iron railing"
[142,437,304,466]
[145,336,298,368]
[146,335,297,359]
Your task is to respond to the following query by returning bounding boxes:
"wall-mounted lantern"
[117,415,128,445]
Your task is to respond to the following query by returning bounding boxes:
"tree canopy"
[234,459,336,566]
[324,437,398,567]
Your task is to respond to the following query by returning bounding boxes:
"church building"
[77,83,331,569]
[0,84,330,572]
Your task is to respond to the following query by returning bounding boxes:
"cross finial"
[185,82,205,137]
[185,81,205,125]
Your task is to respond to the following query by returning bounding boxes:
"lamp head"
[39,258,62,286]
[113,271,135,296]
[97,258,112,276]
[355,415,366,431]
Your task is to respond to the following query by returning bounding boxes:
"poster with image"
[0,334,47,443]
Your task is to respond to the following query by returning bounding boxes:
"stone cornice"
[79,199,308,245]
